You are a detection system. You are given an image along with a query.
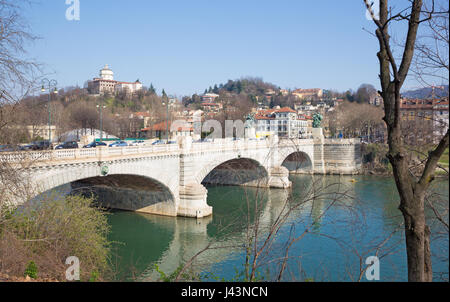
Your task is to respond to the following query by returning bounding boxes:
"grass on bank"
[0,195,112,282]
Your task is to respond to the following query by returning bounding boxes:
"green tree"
[149,83,156,94]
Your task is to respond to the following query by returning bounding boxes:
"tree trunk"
[400,195,433,282]
[388,95,433,282]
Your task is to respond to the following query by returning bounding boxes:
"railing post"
[74,149,81,159]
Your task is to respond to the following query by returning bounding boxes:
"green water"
[107,175,449,282]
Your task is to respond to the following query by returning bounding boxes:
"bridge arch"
[194,156,269,187]
[29,159,179,216]
[71,174,176,213]
[280,151,313,174]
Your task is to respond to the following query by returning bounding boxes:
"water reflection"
[107,175,449,282]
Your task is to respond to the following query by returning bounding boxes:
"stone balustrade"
[0,135,362,219]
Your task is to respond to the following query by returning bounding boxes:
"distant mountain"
[402,85,449,99]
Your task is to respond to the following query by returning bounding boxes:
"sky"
[22,0,427,96]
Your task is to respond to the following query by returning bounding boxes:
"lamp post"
[41,79,58,146]
[97,104,106,142]
[162,97,170,143]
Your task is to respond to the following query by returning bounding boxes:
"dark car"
[25,141,51,150]
[152,140,165,145]
[0,145,21,152]
[20,144,36,151]
[55,141,79,150]
[83,141,107,148]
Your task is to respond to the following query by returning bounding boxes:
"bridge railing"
[190,138,273,152]
[0,143,185,163]
[0,138,357,164]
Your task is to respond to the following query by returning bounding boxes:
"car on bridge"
[0,145,22,152]
[128,140,146,146]
[194,138,213,143]
[83,141,107,148]
[21,141,51,151]
[55,141,79,150]
[109,141,128,148]
[152,140,165,145]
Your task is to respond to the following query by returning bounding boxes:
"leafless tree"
[0,0,41,99]
[413,0,449,88]
[365,0,449,281]
[328,101,385,140]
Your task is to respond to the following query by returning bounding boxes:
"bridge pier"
[267,166,292,189]
[178,183,213,218]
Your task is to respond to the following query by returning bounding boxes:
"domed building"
[87,64,143,95]
[100,64,114,81]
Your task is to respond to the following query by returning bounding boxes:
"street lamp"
[162,98,170,143]
[41,79,58,146]
[96,104,106,143]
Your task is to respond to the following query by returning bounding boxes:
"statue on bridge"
[244,112,256,129]
[312,113,323,128]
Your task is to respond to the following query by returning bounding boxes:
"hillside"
[203,77,279,98]
[402,85,449,99]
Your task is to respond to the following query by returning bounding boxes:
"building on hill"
[280,89,289,96]
[369,92,384,106]
[201,93,220,103]
[130,112,152,129]
[292,88,323,100]
[87,65,143,95]
[141,120,194,140]
[115,80,143,94]
[201,102,223,113]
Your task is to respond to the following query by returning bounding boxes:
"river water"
[107,175,449,282]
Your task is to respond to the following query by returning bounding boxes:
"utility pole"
[162,90,170,143]
[41,79,58,147]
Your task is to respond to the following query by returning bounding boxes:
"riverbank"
[0,273,59,282]
[360,143,449,177]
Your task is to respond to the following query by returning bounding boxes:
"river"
[107,175,449,282]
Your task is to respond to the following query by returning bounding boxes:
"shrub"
[0,194,112,281]
[24,261,38,279]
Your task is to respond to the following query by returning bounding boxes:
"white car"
[128,140,146,146]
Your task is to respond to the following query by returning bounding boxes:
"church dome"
[100,64,114,80]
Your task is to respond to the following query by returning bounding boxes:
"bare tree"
[0,0,41,145]
[0,0,40,98]
[365,0,449,281]
[413,1,449,88]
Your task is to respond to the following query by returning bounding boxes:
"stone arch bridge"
[1,136,361,218]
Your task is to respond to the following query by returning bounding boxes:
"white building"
[255,107,311,139]
[433,98,449,142]
[202,93,220,103]
[115,80,143,94]
[88,65,143,95]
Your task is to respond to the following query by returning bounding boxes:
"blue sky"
[24,0,419,96]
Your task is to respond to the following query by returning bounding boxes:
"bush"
[0,194,112,281]
[24,261,38,279]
